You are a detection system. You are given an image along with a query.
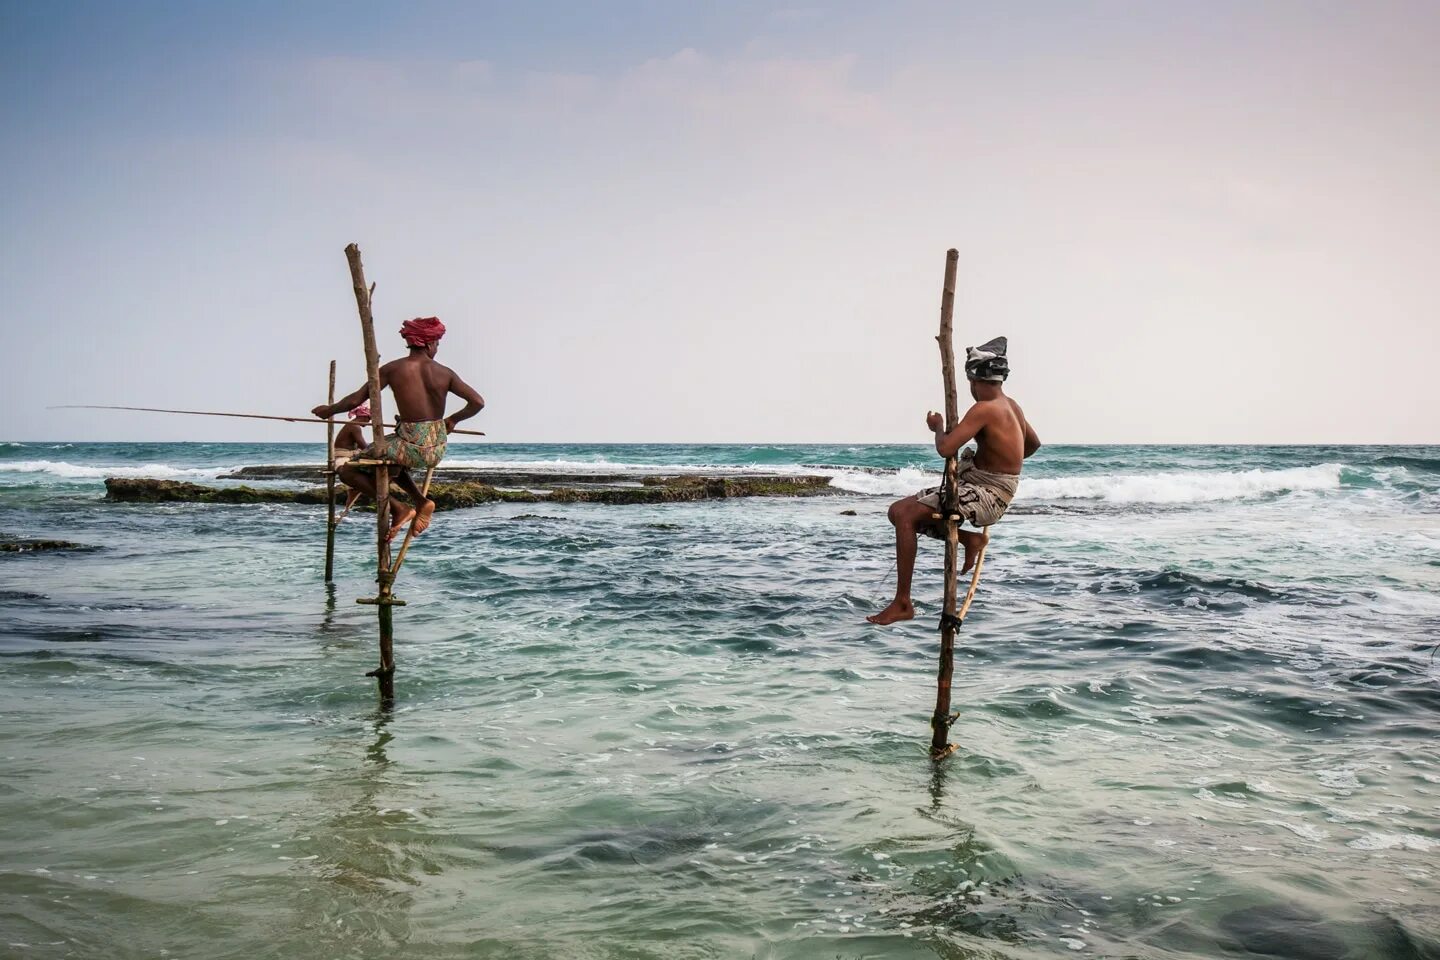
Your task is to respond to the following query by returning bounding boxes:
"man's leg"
[391,468,437,536]
[338,463,412,540]
[867,496,937,625]
[958,528,989,575]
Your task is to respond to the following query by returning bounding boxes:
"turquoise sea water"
[1,442,1438,959]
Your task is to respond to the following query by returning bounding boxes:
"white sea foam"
[1019,463,1343,504]
[825,466,939,496]
[0,454,1349,508]
[442,457,820,476]
[0,460,222,481]
[821,462,1343,503]
[1347,832,1439,852]
[1256,819,1330,842]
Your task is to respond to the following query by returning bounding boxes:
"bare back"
[335,422,368,451]
[380,355,457,422]
[971,396,1031,475]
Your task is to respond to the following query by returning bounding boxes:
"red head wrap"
[349,403,371,420]
[400,316,446,348]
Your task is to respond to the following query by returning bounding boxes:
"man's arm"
[443,372,485,433]
[311,366,393,420]
[1023,418,1042,459]
[930,403,991,459]
[313,383,369,420]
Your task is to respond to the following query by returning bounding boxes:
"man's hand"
[311,405,331,420]
[926,411,944,433]
[444,416,458,434]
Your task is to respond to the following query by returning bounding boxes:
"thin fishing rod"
[48,404,486,437]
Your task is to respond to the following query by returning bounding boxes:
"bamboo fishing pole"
[47,404,487,438]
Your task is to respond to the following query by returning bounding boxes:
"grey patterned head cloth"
[965,336,1009,382]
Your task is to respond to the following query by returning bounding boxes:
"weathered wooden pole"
[930,248,962,761]
[323,359,338,582]
[344,244,397,706]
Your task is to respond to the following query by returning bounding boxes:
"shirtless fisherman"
[332,403,373,519]
[867,336,1040,626]
[312,317,485,541]
[334,403,372,464]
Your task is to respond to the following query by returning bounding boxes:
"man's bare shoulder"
[427,361,460,382]
[967,398,1008,420]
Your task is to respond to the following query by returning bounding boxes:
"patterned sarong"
[363,420,447,471]
[914,447,1020,537]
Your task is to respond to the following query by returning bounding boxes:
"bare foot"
[866,599,915,625]
[386,504,416,542]
[337,490,361,523]
[960,530,990,574]
[412,498,436,536]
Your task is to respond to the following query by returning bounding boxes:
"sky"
[2,0,1437,444]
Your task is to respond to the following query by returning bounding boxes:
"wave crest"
[824,463,1343,504]
[0,460,221,481]
[1021,463,1342,504]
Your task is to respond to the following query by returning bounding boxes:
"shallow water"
[2,443,1438,958]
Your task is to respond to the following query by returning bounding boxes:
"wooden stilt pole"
[344,244,396,706]
[324,359,338,583]
[930,248,962,761]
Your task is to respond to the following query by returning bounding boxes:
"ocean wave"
[1021,463,1342,504]
[823,463,1343,504]
[826,466,939,496]
[442,457,832,477]
[0,460,222,481]
[1373,454,1440,474]
[0,455,1351,506]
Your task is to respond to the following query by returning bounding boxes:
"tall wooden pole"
[344,244,396,706]
[930,248,961,761]
[323,359,338,582]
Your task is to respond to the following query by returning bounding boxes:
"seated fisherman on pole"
[333,403,372,519]
[312,317,485,541]
[867,336,1040,626]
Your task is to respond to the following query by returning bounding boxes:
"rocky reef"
[1,537,94,553]
[104,473,835,509]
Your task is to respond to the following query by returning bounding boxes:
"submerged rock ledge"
[0,537,94,553]
[104,474,836,508]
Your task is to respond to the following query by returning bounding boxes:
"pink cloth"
[400,316,446,347]
[349,403,371,420]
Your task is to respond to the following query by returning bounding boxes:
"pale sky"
[2,1,1437,444]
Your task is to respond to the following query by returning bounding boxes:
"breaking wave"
[825,463,1344,504]
[0,460,222,481]
[0,454,1350,507]
[439,457,815,476]
[825,466,939,496]
[1020,463,1342,504]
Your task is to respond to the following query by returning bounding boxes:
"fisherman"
[334,402,372,464]
[867,336,1040,626]
[332,403,372,519]
[312,317,485,541]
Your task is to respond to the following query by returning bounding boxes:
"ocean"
[1,441,1437,959]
